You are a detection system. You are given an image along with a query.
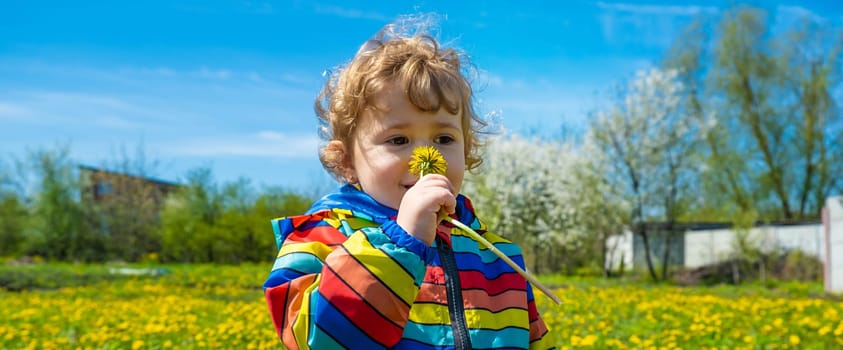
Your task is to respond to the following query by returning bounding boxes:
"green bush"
[0,264,122,291]
[780,250,823,281]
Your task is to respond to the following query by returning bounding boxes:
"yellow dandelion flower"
[409,146,447,177]
[629,335,641,344]
[743,335,753,343]
[819,325,831,336]
[580,334,598,346]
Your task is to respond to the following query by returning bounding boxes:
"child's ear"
[324,140,357,183]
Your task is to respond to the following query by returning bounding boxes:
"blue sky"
[2,1,841,191]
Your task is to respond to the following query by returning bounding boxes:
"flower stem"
[442,216,561,304]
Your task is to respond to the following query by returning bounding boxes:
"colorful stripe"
[402,322,531,349]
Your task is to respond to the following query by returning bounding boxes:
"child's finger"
[418,174,454,193]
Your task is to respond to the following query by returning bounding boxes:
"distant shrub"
[0,263,125,291]
[671,250,823,286]
[779,250,822,281]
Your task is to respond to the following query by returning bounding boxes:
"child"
[264,16,554,350]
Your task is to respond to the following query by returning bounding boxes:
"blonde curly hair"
[315,16,487,182]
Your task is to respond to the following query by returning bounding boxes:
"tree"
[572,139,629,277]
[463,134,597,274]
[21,146,102,261]
[84,145,168,261]
[159,168,314,263]
[246,187,313,262]
[663,16,753,222]
[588,68,702,281]
[667,5,843,222]
[0,160,27,257]
[160,168,221,262]
[776,12,843,216]
[713,7,795,220]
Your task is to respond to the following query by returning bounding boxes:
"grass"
[1,263,840,349]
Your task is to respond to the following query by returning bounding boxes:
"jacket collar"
[306,184,397,221]
[306,184,485,234]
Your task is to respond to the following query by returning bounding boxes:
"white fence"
[605,230,633,272]
[604,196,843,294]
[684,224,824,269]
[825,196,843,293]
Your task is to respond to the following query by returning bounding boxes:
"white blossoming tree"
[463,134,626,275]
[587,67,704,281]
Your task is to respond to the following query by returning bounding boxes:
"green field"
[1,264,841,349]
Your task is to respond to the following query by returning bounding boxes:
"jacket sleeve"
[526,282,555,349]
[480,228,555,349]
[263,210,435,349]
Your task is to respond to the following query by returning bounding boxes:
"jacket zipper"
[436,235,472,350]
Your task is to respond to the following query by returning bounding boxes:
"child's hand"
[396,174,456,246]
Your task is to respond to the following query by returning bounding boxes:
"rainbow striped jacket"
[264,184,554,349]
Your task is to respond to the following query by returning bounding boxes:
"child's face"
[350,83,466,210]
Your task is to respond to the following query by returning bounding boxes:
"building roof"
[643,220,823,232]
[78,164,181,188]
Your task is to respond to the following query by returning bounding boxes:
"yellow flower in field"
[819,325,831,336]
[789,334,801,345]
[823,308,839,321]
[629,335,641,344]
[743,335,753,343]
[131,340,145,350]
[605,339,624,348]
[570,334,598,347]
[409,146,447,177]
[579,334,598,346]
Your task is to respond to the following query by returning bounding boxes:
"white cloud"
[313,4,389,21]
[597,2,718,16]
[482,80,600,132]
[31,91,133,109]
[255,130,288,141]
[778,5,823,21]
[173,2,274,15]
[1,59,319,124]
[775,5,829,27]
[0,91,149,127]
[196,67,233,80]
[1,58,329,191]
[0,102,32,119]
[479,56,656,134]
[163,131,320,158]
[279,71,318,86]
[246,72,264,83]
[596,2,719,48]
[130,67,178,77]
[476,69,504,89]
[242,1,275,15]
[93,115,141,129]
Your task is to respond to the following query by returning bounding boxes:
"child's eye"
[388,136,409,145]
[435,135,455,145]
